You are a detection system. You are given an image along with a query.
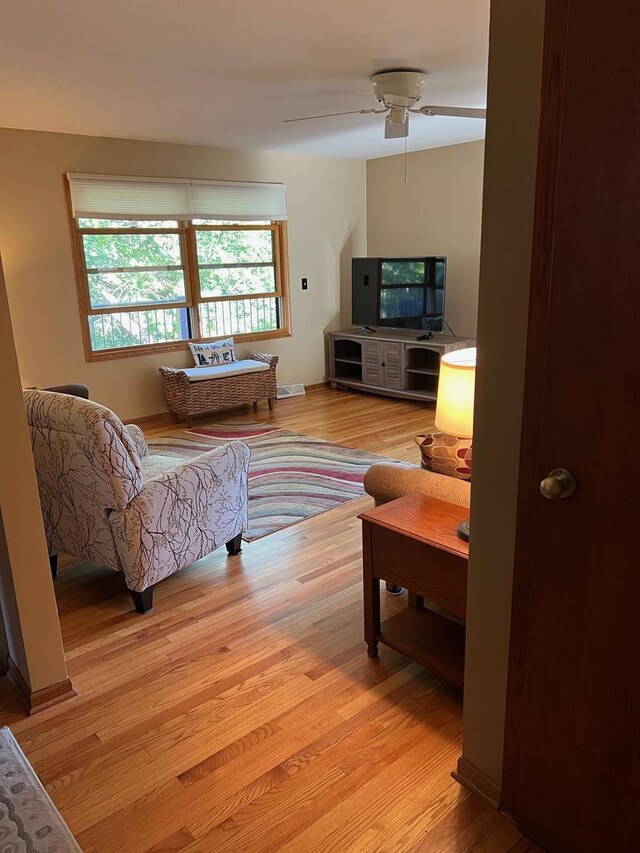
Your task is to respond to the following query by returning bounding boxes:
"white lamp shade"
[434,347,477,439]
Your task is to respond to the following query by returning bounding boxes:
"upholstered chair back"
[23,389,143,570]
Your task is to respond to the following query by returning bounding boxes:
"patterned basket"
[159,352,278,426]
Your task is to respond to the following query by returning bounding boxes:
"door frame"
[501,0,574,816]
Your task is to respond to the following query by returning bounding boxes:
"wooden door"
[382,342,403,390]
[362,340,383,387]
[503,1,640,851]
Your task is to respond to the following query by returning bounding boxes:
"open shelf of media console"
[325,328,474,403]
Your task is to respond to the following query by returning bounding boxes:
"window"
[193,220,284,339]
[66,175,290,360]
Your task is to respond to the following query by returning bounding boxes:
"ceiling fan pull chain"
[404,133,408,184]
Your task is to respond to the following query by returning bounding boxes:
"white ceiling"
[0,0,489,160]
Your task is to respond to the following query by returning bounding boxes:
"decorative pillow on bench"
[189,338,236,367]
[415,432,472,481]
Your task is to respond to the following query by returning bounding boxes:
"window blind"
[67,174,288,221]
[190,180,287,221]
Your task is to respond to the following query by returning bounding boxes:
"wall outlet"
[301,277,308,290]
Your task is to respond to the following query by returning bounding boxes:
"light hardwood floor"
[0,386,535,852]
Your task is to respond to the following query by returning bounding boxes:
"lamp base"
[457,518,470,542]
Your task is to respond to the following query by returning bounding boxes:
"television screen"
[351,256,446,332]
[381,260,426,285]
[379,286,426,319]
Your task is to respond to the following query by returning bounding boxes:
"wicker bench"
[159,352,278,427]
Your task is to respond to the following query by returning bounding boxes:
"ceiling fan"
[283,69,486,140]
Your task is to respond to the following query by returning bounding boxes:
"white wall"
[366,141,485,338]
[0,255,69,693]
[0,129,366,419]
[461,0,545,793]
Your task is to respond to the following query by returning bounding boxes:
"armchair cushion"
[108,441,250,591]
[139,453,181,481]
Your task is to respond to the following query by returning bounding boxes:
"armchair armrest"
[363,462,471,508]
[109,441,250,591]
[125,423,149,459]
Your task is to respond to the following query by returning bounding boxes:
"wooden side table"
[359,493,469,688]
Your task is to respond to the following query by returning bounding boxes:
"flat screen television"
[351,256,446,332]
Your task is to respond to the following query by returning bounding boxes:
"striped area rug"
[148,422,393,541]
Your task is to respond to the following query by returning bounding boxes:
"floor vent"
[277,383,306,399]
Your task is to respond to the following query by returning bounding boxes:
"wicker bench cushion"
[182,359,270,382]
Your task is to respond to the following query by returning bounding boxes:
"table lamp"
[434,346,476,542]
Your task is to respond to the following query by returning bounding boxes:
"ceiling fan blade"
[385,114,409,139]
[282,108,385,124]
[416,105,487,119]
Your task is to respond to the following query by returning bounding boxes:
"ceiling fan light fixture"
[384,113,409,139]
[282,67,485,143]
[388,106,407,124]
[370,70,428,109]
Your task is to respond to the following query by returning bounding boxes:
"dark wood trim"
[124,411,176,428]
[500,0,571,818]
[7,657,76,715]
[362,520,378,658]
[453,756,502,809]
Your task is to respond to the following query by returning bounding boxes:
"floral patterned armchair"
[23,389,250,613]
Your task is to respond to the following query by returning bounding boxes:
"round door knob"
[539,468,577,500]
